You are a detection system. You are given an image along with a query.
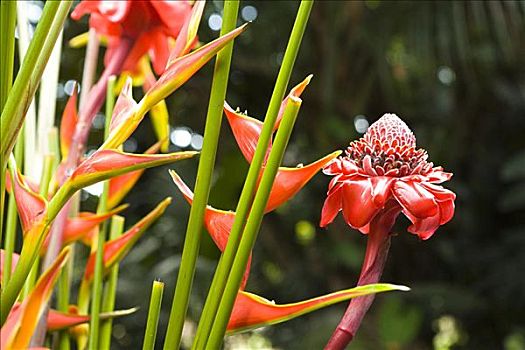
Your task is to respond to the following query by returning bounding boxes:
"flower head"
[71,0,193,75]
[321,114,455,239]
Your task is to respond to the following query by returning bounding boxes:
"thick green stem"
[99,215,125,350]
[0,1,72,175]
[2,132,24,286]
[162,2,240,349]
[57,244,73,350]
[207,97,302,349]
[192,2,313,347]
[0,1,17,238]
[142,280,165,350]
[88,75,116,350]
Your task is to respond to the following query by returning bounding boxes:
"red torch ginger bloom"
[71,0,193,75]
[321,113,455,240]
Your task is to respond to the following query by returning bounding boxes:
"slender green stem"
[192,2,313,347]
[0,1,17,238]
[2,131,24,286]
[207,97,303,349]
[88,76,116,350]
[0,1,16,111]
[143,280,165,350]
[99,215,125,350]
[0,1,72,174]
[162,2,240,349]
[57,245,73,350]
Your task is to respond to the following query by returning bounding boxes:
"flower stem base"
[324,204,400,350]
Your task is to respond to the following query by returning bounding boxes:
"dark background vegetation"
[59,1,525,349]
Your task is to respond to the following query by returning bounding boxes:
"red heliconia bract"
[71,0,193,75]
[224,75,313,163]
[322,114,456,350]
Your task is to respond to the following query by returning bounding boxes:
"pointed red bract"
[227,284,409,334]
[1,248,69,349]
[109,77,137,134]
[47,306,137,331]
[170,171,252,289]
[59,205,128,248]
[225,76,313,163]
[168,0,205,61]
[60,87,79,159]
[83,198,171,281]
[69,149,197,190]
[224,103,269,164]
[8,165,47,234]
[146,24,248,107]
[264,151,341,212]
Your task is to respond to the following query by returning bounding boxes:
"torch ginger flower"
[321,113,455,239]
[322,113,456,350]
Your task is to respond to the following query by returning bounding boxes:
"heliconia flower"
[67,149,197,191]
[60,85,79,159]
[46,306,137,331]
[71,0,193,75]
[107,142,162,209]
[169,171,251,289]
[227,284,409,334]
[0,250,19,283]
[144,23,248,113]
[1,248,69,349]
[224,75,312,163]
[101,23,247,151]
[321,113,455,240]
[83,197,171,282]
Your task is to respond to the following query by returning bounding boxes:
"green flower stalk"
[163,2,241,349]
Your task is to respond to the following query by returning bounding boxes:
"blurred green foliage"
[58,1,525,349]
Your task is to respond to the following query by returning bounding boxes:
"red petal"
[224,102,270,163]
[392,181,438,219]
[341,179,381,229]
[60,87,78,159]
[320,185,342,227]
[148,29,171,75]
[265,151,341,212]
[150,0,192,36]
[369,176,395,206]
